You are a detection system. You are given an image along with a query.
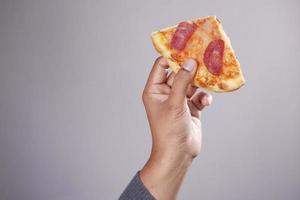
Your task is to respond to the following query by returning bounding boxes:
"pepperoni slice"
[170,22,197,51]
[203,39,225,76]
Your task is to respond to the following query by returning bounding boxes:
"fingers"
[145,57,169,88]
[167,72,197,98]
[169,59,198,106]
[187,85,197,98]
[188,92,213,118]
[191,92,212,110]
[167,72,175,87]
[145,84,171,95]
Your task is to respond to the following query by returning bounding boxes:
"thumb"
[169,59,198,106]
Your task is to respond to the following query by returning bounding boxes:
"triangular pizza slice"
[151,16,245,92]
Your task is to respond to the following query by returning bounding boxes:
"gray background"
[0,0,299,199]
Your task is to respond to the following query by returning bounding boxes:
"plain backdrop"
[0,0,299,199]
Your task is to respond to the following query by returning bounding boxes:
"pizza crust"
[151,16,245,93]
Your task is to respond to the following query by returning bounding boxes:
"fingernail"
[182,59,197,72]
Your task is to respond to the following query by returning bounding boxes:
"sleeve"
[119,171,155,200]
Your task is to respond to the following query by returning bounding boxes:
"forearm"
[140,149,193,200]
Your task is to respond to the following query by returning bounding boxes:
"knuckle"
[142,89,153,105]
[142,90,149,103]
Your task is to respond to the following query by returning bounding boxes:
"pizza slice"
[151,16,245,92]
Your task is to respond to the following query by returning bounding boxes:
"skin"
[140,57,212,200]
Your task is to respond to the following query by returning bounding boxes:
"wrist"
[149,147,193,170]
[139,149,193,200]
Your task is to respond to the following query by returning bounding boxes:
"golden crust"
[151,16,245,92]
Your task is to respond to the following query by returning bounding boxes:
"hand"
[140,57,212,200]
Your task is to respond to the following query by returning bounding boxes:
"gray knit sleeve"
[119,172,155,200]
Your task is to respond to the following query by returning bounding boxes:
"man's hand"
[140,57,212,200]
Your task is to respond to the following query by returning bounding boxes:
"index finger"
[145,57,169,88]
